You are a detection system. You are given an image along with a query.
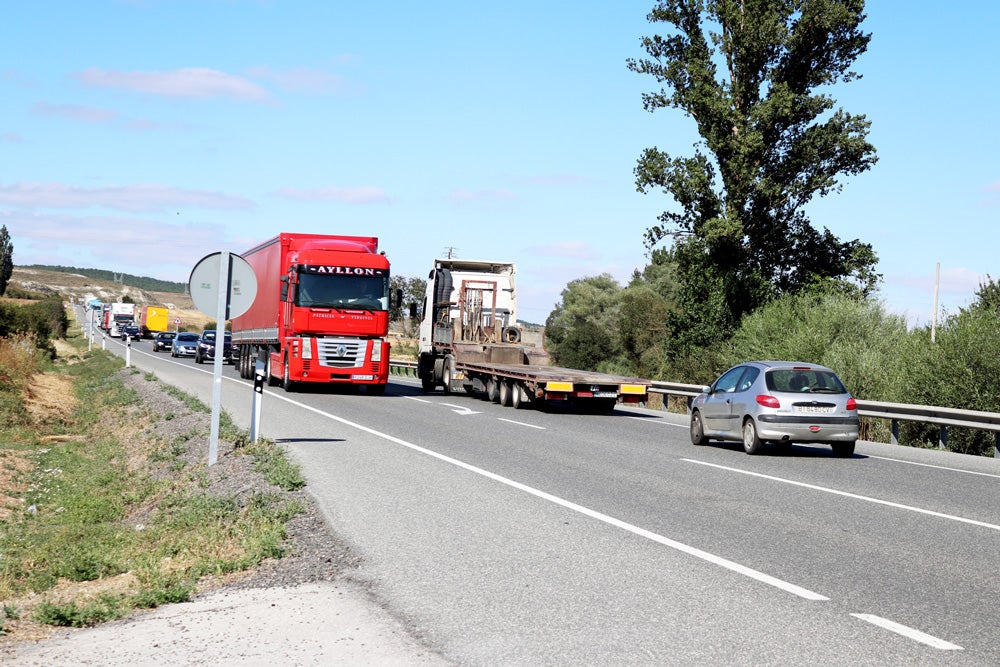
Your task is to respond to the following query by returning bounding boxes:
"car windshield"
[159,333,176,339]
[178,333,199,341]
[766,369,847,394]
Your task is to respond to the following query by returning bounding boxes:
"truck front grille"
[315,338,369,369]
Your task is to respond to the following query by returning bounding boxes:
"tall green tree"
[545,274,624,371]
[0,225,13,297]
[627,0,881,354]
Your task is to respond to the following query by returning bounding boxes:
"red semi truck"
[230,233,395,393]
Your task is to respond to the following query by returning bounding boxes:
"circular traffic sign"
[188,252,258,320]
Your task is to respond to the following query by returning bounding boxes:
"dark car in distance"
[120,324,142,342]
[152,331,177,352]
[195,330,235,364]
[171,331,200,358]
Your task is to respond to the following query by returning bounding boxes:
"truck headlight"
[371,339,383,362]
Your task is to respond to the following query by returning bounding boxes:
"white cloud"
[76,67,271,102]
[2,209,237,281]
[273,186,390,204]
[245,66,345,94]
[0,182,253,212]
[33,101,118,123]
[447,189,517,203]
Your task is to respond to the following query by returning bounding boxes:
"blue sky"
[2,1,997,325]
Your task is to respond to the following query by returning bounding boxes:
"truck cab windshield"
[296,272,389,311]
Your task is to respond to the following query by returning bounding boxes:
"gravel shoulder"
[1,368,451,666]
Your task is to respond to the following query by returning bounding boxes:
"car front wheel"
[742,418,765,455]
[690,410,709,446]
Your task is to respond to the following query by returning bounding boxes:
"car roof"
[739,360,835,372]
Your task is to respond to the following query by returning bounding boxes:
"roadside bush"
[897,308,1000,455]
[723,291,911,401]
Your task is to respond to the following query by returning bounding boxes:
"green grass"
[0,335,309,630]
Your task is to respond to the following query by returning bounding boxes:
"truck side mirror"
[280,275,289,301]
[395,288,404,309]
[408,303,418,319]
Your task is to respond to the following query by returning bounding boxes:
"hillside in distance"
[11,265,190,307]
[20,264,186,294]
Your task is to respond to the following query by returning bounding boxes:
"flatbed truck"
[416,259,648,412]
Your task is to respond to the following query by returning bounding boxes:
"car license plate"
[795,406,834,414]
[594,392,618,398]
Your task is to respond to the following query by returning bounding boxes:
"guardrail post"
[994,432,999,459]
[890,419,899,446]
[938,425,947,450]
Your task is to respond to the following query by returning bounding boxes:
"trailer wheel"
[511,383,527,409]
[486,376,500,403]
[498,380,510,406]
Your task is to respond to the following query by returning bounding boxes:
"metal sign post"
[189,251,258,466]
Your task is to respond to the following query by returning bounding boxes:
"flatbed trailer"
[449,358,648,413]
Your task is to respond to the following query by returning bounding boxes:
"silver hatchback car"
[689,361,859,456]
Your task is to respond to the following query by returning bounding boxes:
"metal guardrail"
[390,360,419,377]
[388,362,1000,458]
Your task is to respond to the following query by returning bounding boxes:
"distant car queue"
[135,329,237,365]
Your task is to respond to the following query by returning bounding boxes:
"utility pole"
[931,262,940,343]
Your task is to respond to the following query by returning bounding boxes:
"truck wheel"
[498,380,511,407]
[442,355,454,395]
[486,377,500,403]
[283,356,296,392]
[511,383,526,409]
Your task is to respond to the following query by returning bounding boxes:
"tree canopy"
[627,0,880,354]
[0,225,13,297]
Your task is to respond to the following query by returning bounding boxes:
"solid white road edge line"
[850,614,963,650]
[263,391,829,601]
[683,459,1000,532]
[865,454,1000,479]
[626,415,686,428]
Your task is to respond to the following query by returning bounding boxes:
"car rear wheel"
[742,418,765,455]
[831,441,856,458]
[690,410,709,446]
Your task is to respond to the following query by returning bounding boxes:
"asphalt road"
[76,323,1000,665]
